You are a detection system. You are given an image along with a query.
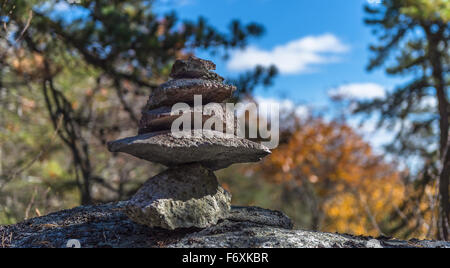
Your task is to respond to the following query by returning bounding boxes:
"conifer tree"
[358,0,449,239]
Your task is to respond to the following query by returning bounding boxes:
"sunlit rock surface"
[2,203,449,248]
[125,164,231,230]
[108,131,271,171]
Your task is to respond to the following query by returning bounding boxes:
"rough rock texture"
[170,56,223,81]
[139,106,173,121]
[126,164,231,230]
[172,56,216,73]
[138,104,238,134]
[145,79,236,110]
[107,131,271,170]
[111,56,269,230]
[2,203,449,248]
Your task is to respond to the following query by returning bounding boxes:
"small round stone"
[170,56,216,77]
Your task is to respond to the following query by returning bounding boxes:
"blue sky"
[155,0,404,109]
[46,0,406,150]
[49,0,403,110]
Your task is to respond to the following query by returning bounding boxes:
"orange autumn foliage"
[256,118,407,236]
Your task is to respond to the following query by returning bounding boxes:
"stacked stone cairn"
[108,56,271,230]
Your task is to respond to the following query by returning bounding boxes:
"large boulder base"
[107,131,271,170]
[2,203,449,248]
[126,164,231,230]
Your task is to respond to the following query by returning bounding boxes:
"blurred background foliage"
[0,0,448,240]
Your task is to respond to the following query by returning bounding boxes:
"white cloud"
[54,2,70,12]
[329,83,386,100]
[418,96,437,109]
[255,96,309,119]
[347,116,394,151]
[227,34,349,74]
[159,0,194,7]
[236,96,309,120]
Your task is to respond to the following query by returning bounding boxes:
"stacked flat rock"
[108,56,271,230]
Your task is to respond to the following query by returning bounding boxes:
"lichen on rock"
[125,164,231,230]
[3,202,449,248]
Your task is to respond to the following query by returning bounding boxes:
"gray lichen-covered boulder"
[1,203,449,248]
[107,131,271,170]
[126,164,231,230]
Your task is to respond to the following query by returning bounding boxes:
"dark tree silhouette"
[357,0,449,240]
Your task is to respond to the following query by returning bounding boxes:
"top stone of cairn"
[144,57,233,110]
[170,56,222,81]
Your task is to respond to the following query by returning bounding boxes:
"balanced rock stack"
[108,56,271,230]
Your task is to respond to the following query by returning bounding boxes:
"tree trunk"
[426,24,450,240]
[440,143,450,240]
